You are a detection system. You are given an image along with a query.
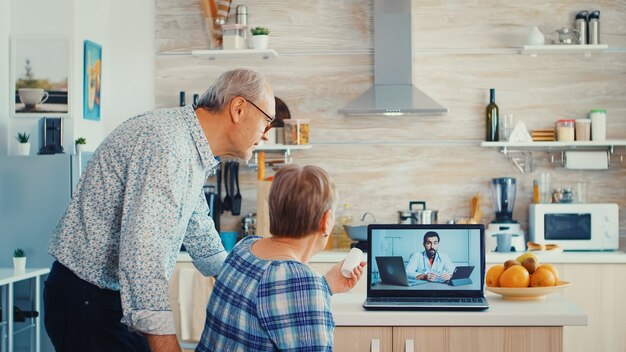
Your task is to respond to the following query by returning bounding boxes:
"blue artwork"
[83,40,101,120]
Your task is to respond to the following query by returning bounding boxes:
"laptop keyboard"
[369,297,484,304]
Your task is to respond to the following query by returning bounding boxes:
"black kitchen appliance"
[38,117,64,154]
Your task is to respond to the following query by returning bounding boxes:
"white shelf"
[254,144,312,152]
[522,44,609,56]
[481,140,626,173]
[190,49,278,60]
[481,140,626,150]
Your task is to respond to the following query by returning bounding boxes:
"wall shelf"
[249,144,312,167]
[190,49,278,60]
[522,44,609,57]
[481,140,626,173]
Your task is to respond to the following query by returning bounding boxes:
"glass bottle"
[332,203,354,250]
[486,88,499,141]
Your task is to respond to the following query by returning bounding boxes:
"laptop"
[363,224,489,311]
[375,256,427,287]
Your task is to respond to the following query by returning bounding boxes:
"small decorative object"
[526,26,545,46]
[75,137,87,154]
[16,132,31,156]
[13,248,26,273]
[251,26,270,50]
[83,40,102,121]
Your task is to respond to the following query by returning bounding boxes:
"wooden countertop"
[331,292,587,327]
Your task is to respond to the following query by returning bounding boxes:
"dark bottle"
[193,94,199,107]
[179,91,186,107]
[486,88,499,141]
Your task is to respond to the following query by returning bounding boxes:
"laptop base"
[363,298,489,311]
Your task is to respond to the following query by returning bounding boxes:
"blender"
[485,177,526,252]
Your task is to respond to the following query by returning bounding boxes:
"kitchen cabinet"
[331,292,584,352]
[334,327,392,352]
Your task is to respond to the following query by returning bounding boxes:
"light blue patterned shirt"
[196,236,335,352]
[48,105,227,335]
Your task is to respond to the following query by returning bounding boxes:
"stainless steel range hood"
[338,0,448,116]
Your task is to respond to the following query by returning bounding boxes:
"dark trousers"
[44,261,150,352]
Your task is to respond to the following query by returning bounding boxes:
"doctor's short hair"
[268,164,337,238]
[423,231,440,243]
[196,67,269,112]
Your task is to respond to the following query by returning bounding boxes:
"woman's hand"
[324,261,366,294]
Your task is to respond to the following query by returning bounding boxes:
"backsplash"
[155,0,626,235]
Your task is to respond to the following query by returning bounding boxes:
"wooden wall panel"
[155,0,626,235]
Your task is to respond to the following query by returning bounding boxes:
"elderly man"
[406,231,455,283]
[45,68,276,352]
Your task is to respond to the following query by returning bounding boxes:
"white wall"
[0,0,154,156]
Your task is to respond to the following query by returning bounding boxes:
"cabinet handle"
[370,339,380,352]
[405,339,414,352]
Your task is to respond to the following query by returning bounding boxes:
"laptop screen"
[367,224,485,298]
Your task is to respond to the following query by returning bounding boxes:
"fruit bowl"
[487,281,571,300]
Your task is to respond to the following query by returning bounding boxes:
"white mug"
[18,88,49,107]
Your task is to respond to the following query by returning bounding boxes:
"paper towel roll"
[565,151,608,169]
[178,268,195,341]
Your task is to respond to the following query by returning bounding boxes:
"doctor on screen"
[406,231,455,283]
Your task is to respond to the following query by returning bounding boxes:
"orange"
[499,265,530,288]
[486,265,505,287]
[536,264,559,284]
[530,268,556,287]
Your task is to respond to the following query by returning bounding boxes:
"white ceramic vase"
[252,35,269,50]
[17,143,30,156]
[526,26,545,46]
[76,144,85,155]
[13,257,26,273]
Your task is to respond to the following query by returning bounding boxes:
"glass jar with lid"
[556,119,575,142]
[222,24,248,50]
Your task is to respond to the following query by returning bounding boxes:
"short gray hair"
[196,68,268,112]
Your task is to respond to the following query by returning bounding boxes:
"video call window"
[370,228,482,291]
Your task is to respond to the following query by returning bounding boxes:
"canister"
[575,119,591,141]
[589,109,606,141]
[588,10,600,44]
[556,119,575,142]
[222,24,248,50]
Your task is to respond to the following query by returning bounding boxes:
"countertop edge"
[331,293,587,327]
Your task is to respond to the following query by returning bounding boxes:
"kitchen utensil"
[222,161,231,212]
[397,201,438,224]
[203,185,216,219]
[214,162,222,231]
[232,161,242,215]
[555,27,580,44]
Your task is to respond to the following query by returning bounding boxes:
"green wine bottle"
[486,88,499,141]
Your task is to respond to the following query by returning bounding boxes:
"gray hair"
[196,68,268,112]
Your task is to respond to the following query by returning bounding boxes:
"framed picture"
[10,37,72,117]
[83,40,102,120]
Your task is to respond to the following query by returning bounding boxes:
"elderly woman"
[196,164,365,351]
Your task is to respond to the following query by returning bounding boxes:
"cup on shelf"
[500,114,514,141]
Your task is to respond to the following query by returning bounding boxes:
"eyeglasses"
[245,98,277,128]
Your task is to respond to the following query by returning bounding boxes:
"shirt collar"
[181,105,219,171]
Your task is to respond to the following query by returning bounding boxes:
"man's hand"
[440,272,452,281]
[324,261,366,294]
[145,334,181,352]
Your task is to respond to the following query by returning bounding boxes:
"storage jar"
[556,119,575,142]
[575,119,591,141]
[222,24,248,50]
[284,119,310,145]
[589,109,606,141]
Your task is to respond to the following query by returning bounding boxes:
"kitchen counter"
[177,249,626,264]
[331,292,586,327]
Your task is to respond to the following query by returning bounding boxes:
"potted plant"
[13,248,26,273]
[16,132,30,156]
[251,26,270,50]
[75,137,87,154]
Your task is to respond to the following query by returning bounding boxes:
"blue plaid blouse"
[196,236,335,352]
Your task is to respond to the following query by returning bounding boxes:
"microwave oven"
[529,203,619,251]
